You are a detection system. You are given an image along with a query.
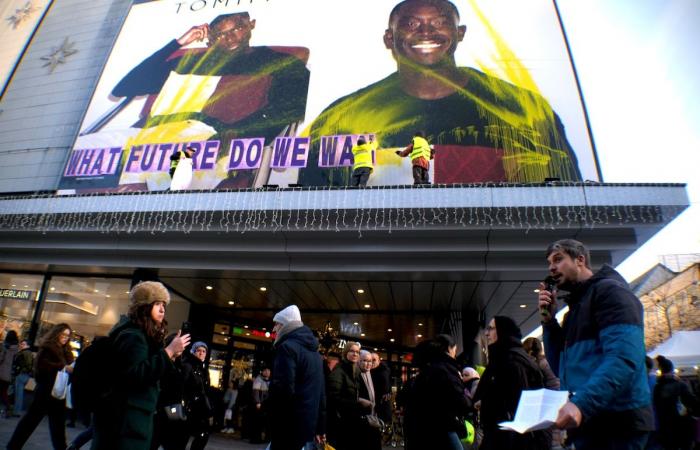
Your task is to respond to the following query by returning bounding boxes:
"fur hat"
[273,305,302,325]
[129,281,170,306]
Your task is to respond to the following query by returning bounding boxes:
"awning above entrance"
[0,182,690,347]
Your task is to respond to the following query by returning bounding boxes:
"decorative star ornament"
[41,38,78,73]
[6,1,38,29]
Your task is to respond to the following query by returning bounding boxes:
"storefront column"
[27,274,51,346]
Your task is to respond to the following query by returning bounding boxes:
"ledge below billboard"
[59,0,598,194]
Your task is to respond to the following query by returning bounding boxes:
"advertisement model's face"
[209,15,256,52]
[385,1,466,67]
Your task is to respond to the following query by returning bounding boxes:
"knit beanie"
[129,281,170,306]
[656,355,674,374]
[191,341,208,354]
[462,367,480,381]
[493,316,522,341]
[273,305,302,325]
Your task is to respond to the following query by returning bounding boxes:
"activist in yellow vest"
[352,139,374,171]
[410,136,431,162]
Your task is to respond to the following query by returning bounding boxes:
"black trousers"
[7,386,67,450]
[412,166,429,185]
[351,167,372,187]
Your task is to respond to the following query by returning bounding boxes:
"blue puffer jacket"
[543,265,654,433]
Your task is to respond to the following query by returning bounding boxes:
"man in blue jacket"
[268,305,326,450]
[538,239,654,450]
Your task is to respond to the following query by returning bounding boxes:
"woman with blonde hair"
[92,281,190,450]
[7,323,74,450]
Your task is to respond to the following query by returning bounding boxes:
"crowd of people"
[1,239,699,449]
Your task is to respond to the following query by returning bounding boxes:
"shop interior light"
[387,328,392,332]
[206,286,213,290]
[417,334,422,338]
[357,289,365,294]
[390,338,395,342]
[364,304,371,309]
[519,304,527,308]
[361,333,366,337]
[418,323,423,326]
[353,322,359,326]
[228,301,235,305]
[260,287,267,292]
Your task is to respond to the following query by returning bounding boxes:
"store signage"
[0,289,34,300]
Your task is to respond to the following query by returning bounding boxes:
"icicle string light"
[0,184,686,236]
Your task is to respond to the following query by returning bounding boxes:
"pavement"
[0,414,268,450]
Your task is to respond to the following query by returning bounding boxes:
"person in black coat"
[326,341,365,450]
[268,305,325,450]
[475,316,549,450]
[653,355,698,450]
[181,341,213,450]
[7,323,74,450]
[150,333,188,450]
[406,334,471,450]
[370,352,392,425]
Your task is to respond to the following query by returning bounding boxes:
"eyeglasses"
[209,23,249,42]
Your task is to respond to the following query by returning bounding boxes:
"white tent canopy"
[648,330,700,368]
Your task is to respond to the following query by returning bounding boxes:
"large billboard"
[59,0,598,193]
[0,0,53,96]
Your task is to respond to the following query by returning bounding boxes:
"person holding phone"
[538,239,653,450]
[91,281,191,450]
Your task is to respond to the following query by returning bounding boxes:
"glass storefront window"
[0,273,44,341]
[38,277,190,347]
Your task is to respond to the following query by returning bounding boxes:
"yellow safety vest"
[170,150,186,170]
[352,142,374,170]
[410,136,431,161]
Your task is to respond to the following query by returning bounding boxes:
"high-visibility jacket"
[410,136,431,162]
[170,150,186,171]
[352,141,374,171]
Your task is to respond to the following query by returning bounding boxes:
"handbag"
[224,408,233,420]
[51,369,70,400]
[363,414,385,431]
[164,402,187,421]
[24,377,36,392]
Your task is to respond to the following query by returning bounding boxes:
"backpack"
[70,336,115,412]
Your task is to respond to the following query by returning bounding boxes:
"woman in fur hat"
[92,281,190,450]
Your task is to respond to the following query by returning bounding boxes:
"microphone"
[540,276,557,320]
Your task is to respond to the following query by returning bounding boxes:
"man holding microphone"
[538,239,654,450]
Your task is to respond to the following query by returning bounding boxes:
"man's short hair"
[210,12,250,30]
[389,0,460,26]
[546,239,591,269]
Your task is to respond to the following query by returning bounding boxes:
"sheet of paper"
[499,388,569,434]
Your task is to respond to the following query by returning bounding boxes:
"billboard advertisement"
[60,0,598,193]
[0,0,53,96]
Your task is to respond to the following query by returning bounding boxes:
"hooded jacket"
[543,264,654,435]
[475,317,547,450]
[269,324,325,450]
